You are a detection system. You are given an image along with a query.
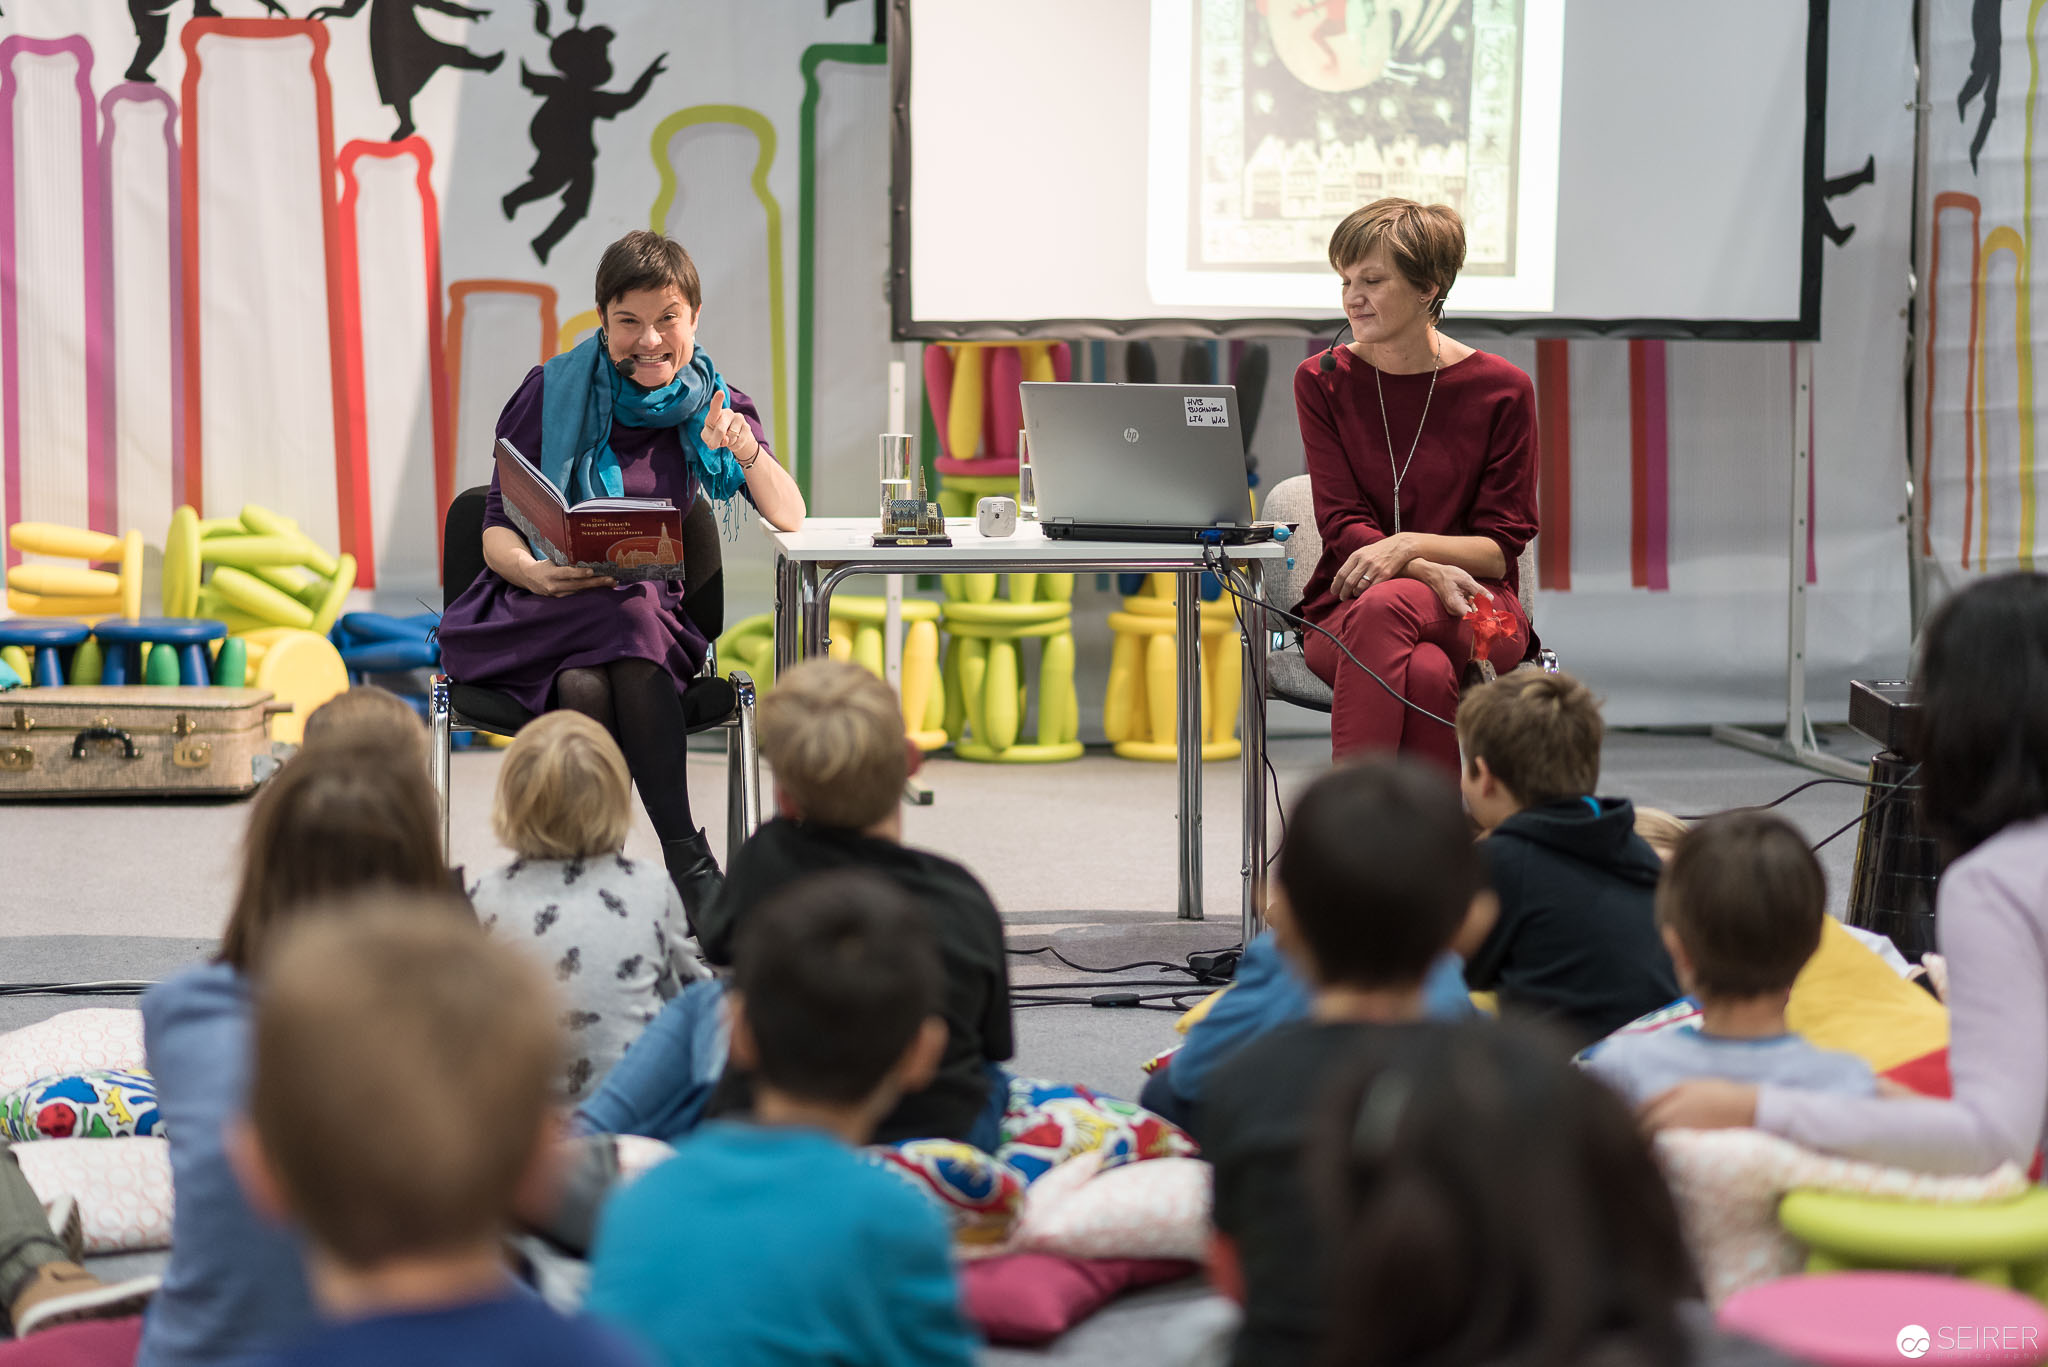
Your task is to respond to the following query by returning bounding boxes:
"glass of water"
[879,433,914,521]
[1016,428,1038,520]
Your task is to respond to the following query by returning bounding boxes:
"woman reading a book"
[439,230,805,918]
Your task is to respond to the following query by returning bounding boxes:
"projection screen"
[891,0,1826,340]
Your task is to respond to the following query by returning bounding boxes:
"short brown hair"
[1657,812,1826,999]
[595,229,701,315]
[219,741,451,974]
[249,903,559,1268]
[758,659,906,830]
[493,711,632,860]
[1327,198,1466,321]
[301,687,427,773]
[1455,671,1603,808]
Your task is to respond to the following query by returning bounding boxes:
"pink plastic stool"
[1721,1272,2048,1366]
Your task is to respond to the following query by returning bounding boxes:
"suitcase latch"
[6,708,28,733]
[173,739,212,769]
[172,713,196,738]
[0,746,30,772]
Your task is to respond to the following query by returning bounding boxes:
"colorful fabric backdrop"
[0,0,1915,722]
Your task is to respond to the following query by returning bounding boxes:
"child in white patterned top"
[471,711,705,1101]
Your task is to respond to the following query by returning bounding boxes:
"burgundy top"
[1291,345,1539,626]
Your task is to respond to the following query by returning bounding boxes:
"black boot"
[662,829,724,928]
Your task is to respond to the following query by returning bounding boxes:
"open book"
[495,437,687,583]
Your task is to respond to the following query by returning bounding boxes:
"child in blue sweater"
[585,872,975,1367]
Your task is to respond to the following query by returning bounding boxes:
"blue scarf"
[533,334,747,551]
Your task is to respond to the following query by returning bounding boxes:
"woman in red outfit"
[1293,198,1539,773]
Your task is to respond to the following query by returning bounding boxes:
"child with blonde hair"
[471,711,704,1102]
[299,686,428,771]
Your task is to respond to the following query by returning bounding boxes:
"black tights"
[552,659,696,842]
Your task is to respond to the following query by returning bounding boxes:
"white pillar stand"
[1710,341,1866,781]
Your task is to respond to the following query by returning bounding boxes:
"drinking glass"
[1016,428,1038,520]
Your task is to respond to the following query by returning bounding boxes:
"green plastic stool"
[1778,1186,2048,1301]
[939,574,1081,763]
[934,471,1017,520]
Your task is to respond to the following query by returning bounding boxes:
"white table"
[765,518,1286,937]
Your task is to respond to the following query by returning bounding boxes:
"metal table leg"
[1239,559,1268,941]
[799,562,828,659]
[772,553,801,672]
[1177,570,1204,920]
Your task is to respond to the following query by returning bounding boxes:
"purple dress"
[437,366,767,715]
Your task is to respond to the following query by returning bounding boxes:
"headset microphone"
[599,330,638,380]
[1317,322,1351,373]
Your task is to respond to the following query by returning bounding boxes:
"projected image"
[1148,0,1565,313]
[1193,0,1515,275]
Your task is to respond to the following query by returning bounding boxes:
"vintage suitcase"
[0,687,283,798]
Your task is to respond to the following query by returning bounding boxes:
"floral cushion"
[864,1139,1027,1247]
[995,1078,1198,1184]
[0,1070,162,1141]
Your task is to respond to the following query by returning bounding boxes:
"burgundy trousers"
[1303,579,1530,775]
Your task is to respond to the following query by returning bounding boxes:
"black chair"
[427,486,760,863]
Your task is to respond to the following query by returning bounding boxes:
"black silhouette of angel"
[128,0,289,84]
[308,0,505,141]
[1814,155,1876,248]
[501,0,666,264]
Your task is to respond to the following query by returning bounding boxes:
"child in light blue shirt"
[585,872,974,1367]
[1584,812,1876,1108]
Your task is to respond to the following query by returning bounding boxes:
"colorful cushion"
[12,1137,174,1254]
[1014,1149,1213,1261]
[1653,1128,2028,1305]
[1786,920,1949,1073]
[0,1313,145,1366]
[996,1078,1198,1184]
[863,1139,1026,1248]
[0,1010,146,1093]
[0,1070,161,1141]
[961,1253,1196,1345]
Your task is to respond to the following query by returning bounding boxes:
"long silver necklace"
[1373,332,1442,534]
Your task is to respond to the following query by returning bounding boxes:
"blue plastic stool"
[0,619,91,687]
[92,618,229,686]
[334,611,439,678]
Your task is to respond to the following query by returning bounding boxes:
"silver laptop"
[1019,383,1268,543]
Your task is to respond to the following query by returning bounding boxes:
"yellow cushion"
[1785,920,1949,1073]
[1174,987,1230,1034]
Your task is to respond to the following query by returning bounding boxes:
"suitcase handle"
[71,727,139,761]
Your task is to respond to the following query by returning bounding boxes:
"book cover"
[495,438,688,583]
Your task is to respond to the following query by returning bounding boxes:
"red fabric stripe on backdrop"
[1533,340,1572,592]
[1628,341,1670,591]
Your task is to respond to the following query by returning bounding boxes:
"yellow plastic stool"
[1103,573,1242,762]
[1778,1187,2048,1302]
[235,627,351,745]
[825,595,947,752]
[940,574,1082,763]
[934,472,1016,521]
[714,614,776,693]
[5,524,144,621]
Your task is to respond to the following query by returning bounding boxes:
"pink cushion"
[961,1253,1196,1345]
[0,1314,142,1365]
[1720,1272,2048,1366]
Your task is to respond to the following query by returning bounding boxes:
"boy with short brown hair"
[232,901,647,1367]
[684,658,1012,1147]
[1454,671,1679,1046]
[1584,812,1877,1105]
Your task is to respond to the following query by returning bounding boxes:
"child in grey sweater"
[472,711,704,1101]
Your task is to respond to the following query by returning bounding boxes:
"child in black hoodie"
[1454,671,1679,1047]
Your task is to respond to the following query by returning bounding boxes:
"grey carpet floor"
[2,723,1884,1359]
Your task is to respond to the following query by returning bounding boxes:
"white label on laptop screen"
[1184,397,1229,427]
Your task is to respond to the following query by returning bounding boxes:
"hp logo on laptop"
[1123,428,1140,443]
